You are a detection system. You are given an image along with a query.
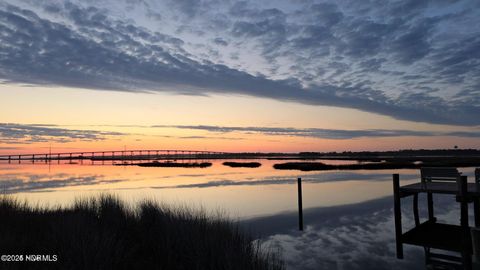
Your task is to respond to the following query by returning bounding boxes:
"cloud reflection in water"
[0,173,125,193]
[244,195,460,270]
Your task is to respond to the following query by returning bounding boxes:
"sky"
[0,0,480,153]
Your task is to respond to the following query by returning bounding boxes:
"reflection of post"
[472,227,480,268]
[393,174,403,259]
[298,177,303,231]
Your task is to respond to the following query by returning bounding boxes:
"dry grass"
[0,195,284,270]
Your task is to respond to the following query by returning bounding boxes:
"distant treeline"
[298,149,480,157]
[214,149,480,160]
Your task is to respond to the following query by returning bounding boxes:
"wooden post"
[458,175,472,270]
[298,177,303,231]
[475,199,480,228]
[475,170,480,227]
[393,174,404,259]
[8,156,11,163]
[458,175,469,227]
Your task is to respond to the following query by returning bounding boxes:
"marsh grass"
[0,195,284,270]
[222,162,262,168]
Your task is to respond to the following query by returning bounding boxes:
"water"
[0,159,477,270]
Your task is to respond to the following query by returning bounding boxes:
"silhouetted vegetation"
[115,161,212,168]
[0,195,284,270]
[274,159,480,171]
[223,162,262,168]
[208,149,480,160]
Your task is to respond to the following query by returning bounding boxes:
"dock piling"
[298,177,304,231]
[393,174,404,259]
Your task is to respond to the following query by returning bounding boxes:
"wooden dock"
[393,173,480,270]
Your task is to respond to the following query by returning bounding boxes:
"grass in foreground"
[0,195,284,270]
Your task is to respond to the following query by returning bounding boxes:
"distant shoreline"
[2,149,480,162]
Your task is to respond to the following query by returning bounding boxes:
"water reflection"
[0,160,423,218]
[245,195,461,270]
[0,172,127,193]
[0,160,477,269]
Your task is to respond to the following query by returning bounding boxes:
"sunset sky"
[1,0,479,154]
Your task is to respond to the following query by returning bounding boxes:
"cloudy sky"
[0,0,479,153]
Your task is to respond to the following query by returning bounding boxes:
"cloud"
[0,146,21,150]
[155,134,245,140]
[0,123,125,144]
[213,37,228,46]
[0,1,479,125]
[152,125,480,139]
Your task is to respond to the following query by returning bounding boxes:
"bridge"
[0,149,228,163]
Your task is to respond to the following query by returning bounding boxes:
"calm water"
[0,159,477,270]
